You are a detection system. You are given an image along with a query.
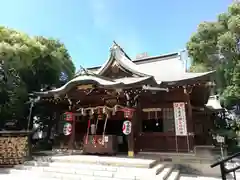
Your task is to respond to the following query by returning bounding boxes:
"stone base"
[128,151,134,157]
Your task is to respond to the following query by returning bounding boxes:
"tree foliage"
[0,26,75,126]
[188,62,209,73]
[0,61,26,123]
[187,2,240,107]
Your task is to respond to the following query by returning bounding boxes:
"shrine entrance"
[70,107,130,155]
[103,119,128,154]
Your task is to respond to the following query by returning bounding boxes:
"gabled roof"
[95,42,149,77]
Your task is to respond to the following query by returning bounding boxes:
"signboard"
[77,84,93,90]
[173,102,187,136]
[63,122,72,136]
[216,135,225,143]
[122,120,132,135]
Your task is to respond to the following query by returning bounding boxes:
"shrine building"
[34,42,215,157]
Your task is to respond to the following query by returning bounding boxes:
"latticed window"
[162,108,175,132]
[141,108,175,133]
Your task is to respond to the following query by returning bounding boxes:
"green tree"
[187,2,240,107]
[0,60,27,126]
[0,26,76,126]
[188,62,209,73]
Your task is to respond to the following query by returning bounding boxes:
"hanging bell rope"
[91,109,94,116]
[85,119,91,144]
[95,108,102,132]
[94,113,100,143]
[95,118,99,133]
[101,113,109,146]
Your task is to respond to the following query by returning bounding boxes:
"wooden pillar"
[66,97,76,151]
[125,92,135,157]
[184,87,194,151]
[134,99,142,153]
[128,118,135,157]
[125,108,135,157]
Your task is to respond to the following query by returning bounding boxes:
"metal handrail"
[211,152,240,168]
[211,152,240,180]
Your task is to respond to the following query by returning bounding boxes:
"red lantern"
[122,108,135,119]
[63,112,74,121]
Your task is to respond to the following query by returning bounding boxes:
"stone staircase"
[0,155,180,180]
[0,155,237,180]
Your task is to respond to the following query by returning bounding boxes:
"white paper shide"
[173,102,187,136]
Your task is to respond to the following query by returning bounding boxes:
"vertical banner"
[173,102,187,136]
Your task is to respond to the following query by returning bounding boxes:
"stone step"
[166,170,180,180]
[3,170,94,180]
[0,162,175,180]
[50,155,157,168]
[0,173,57,180]
[4,167,175,180]
[14,162,165,176]
[179,174,237,180]
[179,176,222,180]
[156,166,173,180]
[0,155,179,180]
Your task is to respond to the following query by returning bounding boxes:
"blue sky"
[0,0,232,69]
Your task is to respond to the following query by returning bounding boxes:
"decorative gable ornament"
[111,62,120,73]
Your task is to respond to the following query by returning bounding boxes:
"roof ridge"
[133,52,179,62]
[78,52,180,72]
[95,42,149,77]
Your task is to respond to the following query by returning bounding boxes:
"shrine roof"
[75,42,214,83]
[79,52,179,73]
[34,42,215,97]
[33,75,156,97]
